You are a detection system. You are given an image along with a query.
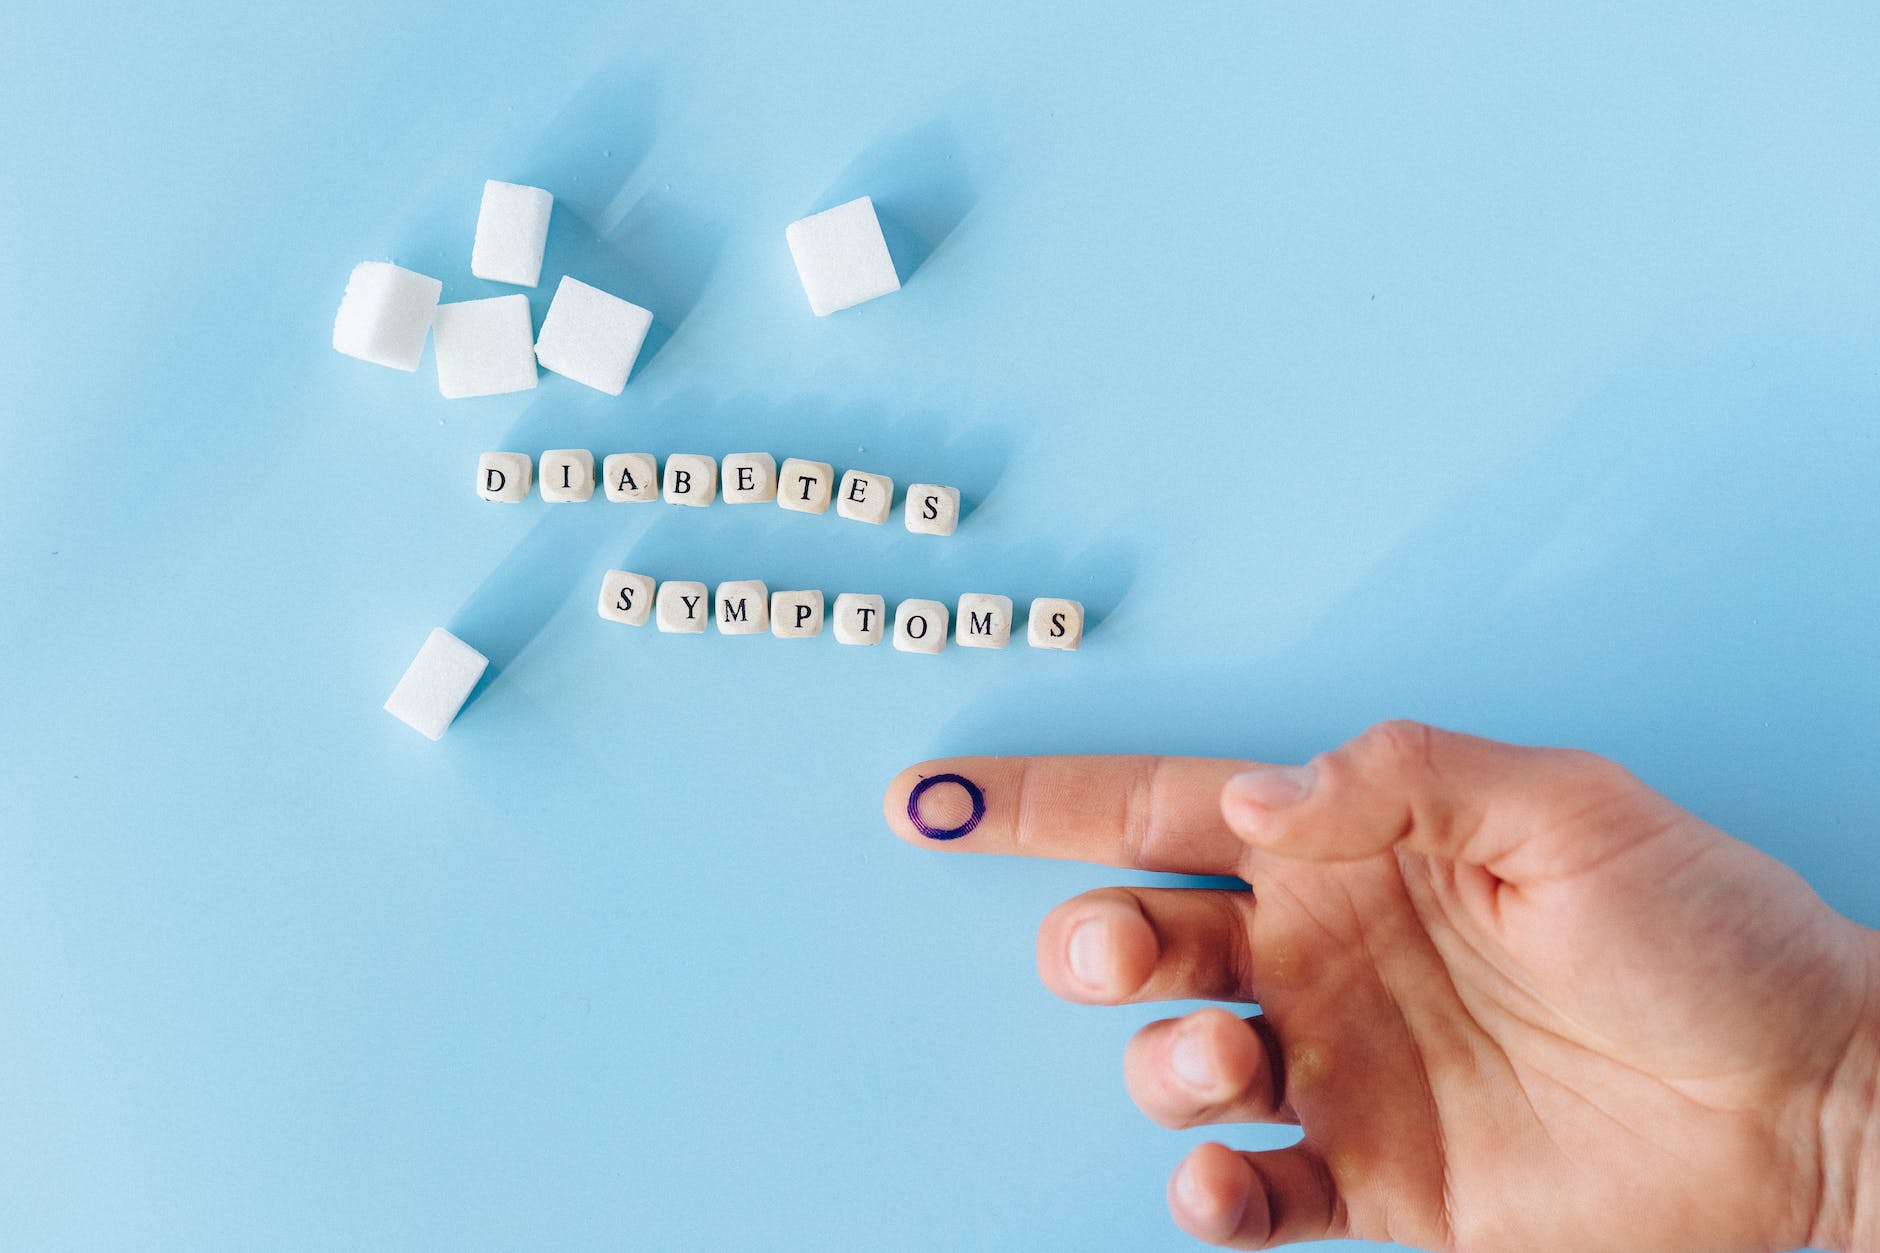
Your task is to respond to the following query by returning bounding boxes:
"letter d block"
[955,594,1013,649]
[893,599,949,654]
[655,580,710,633]
[770,589,825,638]
[597,570,655,626]
[1027,598,1084,651]
[715,580,770,635]
[476,451,533,502]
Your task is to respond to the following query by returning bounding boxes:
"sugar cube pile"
[433,295,537,398]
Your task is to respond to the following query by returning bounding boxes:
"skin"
[884,721,1880,1252]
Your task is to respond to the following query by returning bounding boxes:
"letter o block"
[893,598,949,654]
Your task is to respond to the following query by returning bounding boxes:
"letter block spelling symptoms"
[655,581,710,633]
[833,593,886,646]
[603,453,659,503]
[1026,598,1084,650]
[384,628,488,741]
[477,452,532,502]
[433,294,539,398]
[332,261,441,372]
[903,484,960,536]
[597,570,656,626]
[715,581,770,635]
[955,594,1013,649]
[662,453,718,507]
[835,470,894,525]
[720,452,778,504]
[471,180,553,288]
[539,449,595,502]
[777,458,835,514]
[533,275,652,396]
[770,590,825,639]
[893,599,949,655]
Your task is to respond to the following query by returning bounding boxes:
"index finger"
[883,755,1254,876]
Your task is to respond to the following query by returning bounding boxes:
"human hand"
[885,722,1880,1251]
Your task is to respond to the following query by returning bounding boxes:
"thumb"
[1220,720,1661,883]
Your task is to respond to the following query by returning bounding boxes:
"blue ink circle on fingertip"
[907,773,986,841]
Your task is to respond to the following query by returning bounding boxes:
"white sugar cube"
[662,453,717,506]
[715,580,770,635]
[534,276,653,395]
[332,261,441,371]
[721,453,778,503]
[893,599,949,654]
[785,197,901,316]
[770,589,825,638]
[904,484,960,536]
[540,449,595,502]
[777,458,835,514]
[476,452,532,502]
[1027,598,1084,650]
[956,594,1013,649]
[433,295,537,398]
[602,452,659,502]
[656,581,710,633]
[384,627,487,740]
[471,180,553,287]
[597,570,655,625]
[833,593,886,646]
[835,470,894,525]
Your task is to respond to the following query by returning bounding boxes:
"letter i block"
[597,570,655,625]
[540,449,595,502]
[715,580,770,634]
[477,451,533,502]
[833,593,886,645]
[655,581,710,633]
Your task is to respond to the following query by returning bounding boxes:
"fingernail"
[1225,762,1315,811]
[1173,1156,1207,1214]
[1170,1025,1215,1094]
[1066,917,1115,992]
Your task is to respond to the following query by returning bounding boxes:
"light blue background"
[4,3,1877,1250]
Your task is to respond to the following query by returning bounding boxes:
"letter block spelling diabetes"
[477,452,533,502]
